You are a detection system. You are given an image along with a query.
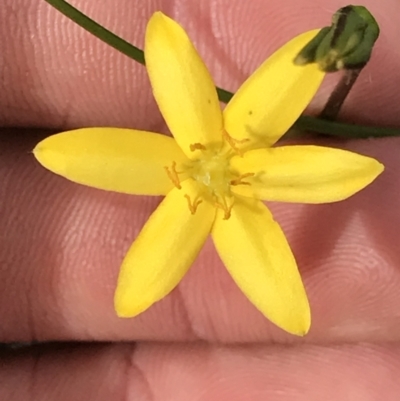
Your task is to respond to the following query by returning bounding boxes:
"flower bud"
[294,5,380,72]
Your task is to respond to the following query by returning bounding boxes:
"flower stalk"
[319,68,361,120]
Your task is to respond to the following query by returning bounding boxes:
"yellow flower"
[33,12,383,336]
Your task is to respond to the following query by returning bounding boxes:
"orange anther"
[190,143,207,152]
[214,198,233,220]
[164,161,182,189]
[230,172,255,186]
[184,194,203,214]
[222,130,249,156]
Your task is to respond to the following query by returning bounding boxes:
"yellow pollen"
[222,129,249,156]
[184,194,203,214]
[164,161,182,189]
[190,143,207,152]
[230,173,255,186]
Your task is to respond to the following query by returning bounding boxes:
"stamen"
[184,194,203,214]
[214,197,233,220]
[164,161,182,189]
[222,130,249,156]
[190,143,207,152]
[230,173,255,186]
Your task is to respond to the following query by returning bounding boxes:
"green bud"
[294,5,380,72]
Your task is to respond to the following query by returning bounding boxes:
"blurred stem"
[43,0,400,139]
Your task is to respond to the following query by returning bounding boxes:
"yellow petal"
[212,197,310,336]
[145,12,224,157]
[114,180,215,317]
[231,145,384,203]
[223,30,325,149]
[33,128,188,195]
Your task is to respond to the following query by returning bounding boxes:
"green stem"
[43,0,400,140]
[44,0,145,64]
[295,116,400,139]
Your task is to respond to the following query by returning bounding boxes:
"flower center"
[165,141,253,220]
[189,147,235,218]
[190,147,231,199]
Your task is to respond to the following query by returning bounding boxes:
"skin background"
[1,0,400,399]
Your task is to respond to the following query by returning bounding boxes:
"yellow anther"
[222,130,249,156]
[230,173,255,186]
[164,161,182,189]
[184,194,203,214]
[190,143,207,152]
